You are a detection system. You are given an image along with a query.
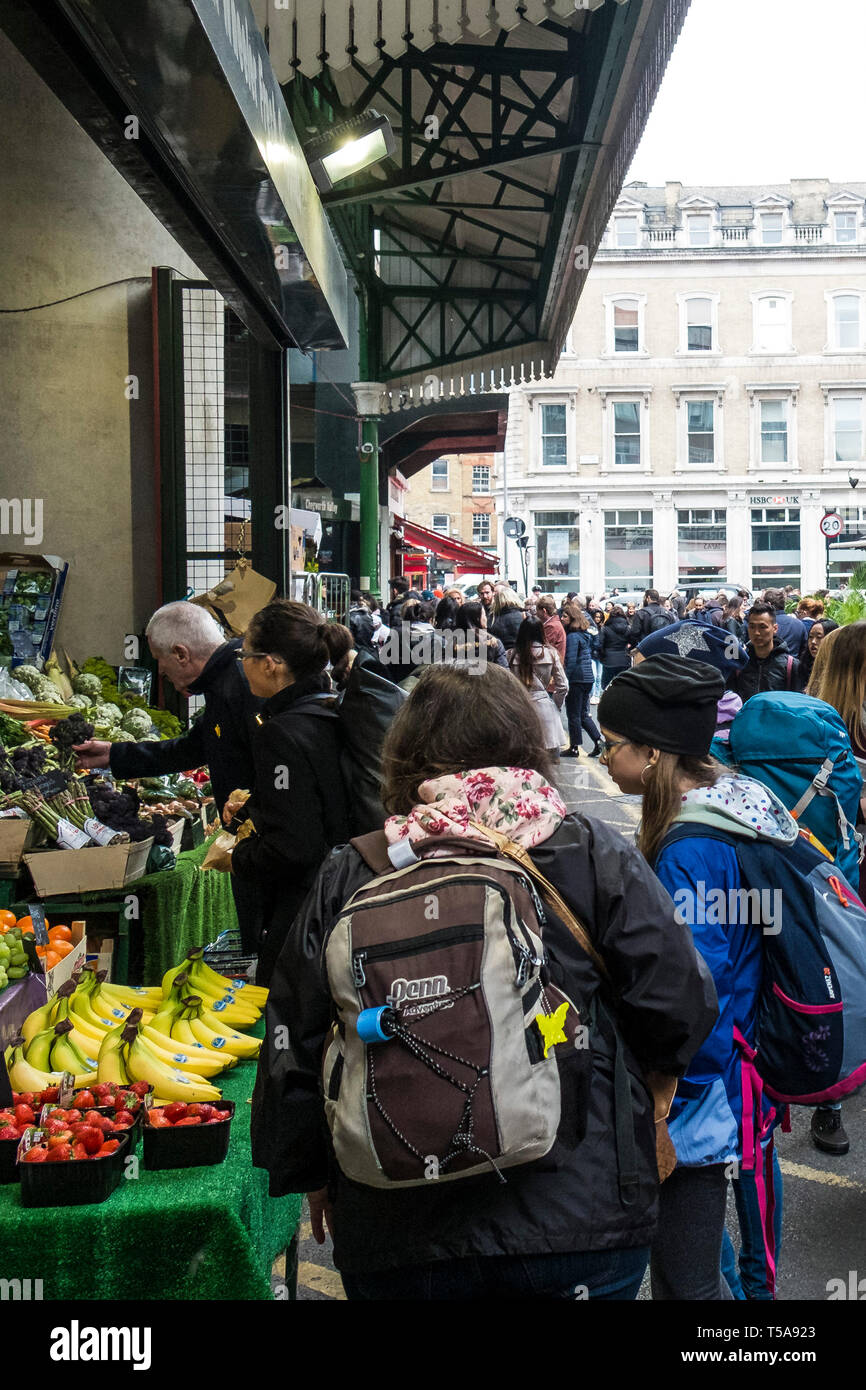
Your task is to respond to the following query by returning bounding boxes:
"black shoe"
[588,742,602,758]
[561,746,580,758]
[811,1107,850,1155]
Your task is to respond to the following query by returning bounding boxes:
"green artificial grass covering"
[0,1025,301,1300]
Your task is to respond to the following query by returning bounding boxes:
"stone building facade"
[498,178,866,595]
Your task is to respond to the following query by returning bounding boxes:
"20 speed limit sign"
[820,513,844,538]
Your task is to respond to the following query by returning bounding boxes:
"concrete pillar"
[652,491,678,591]
[800,489,827,590]
[726,491,752,585]
[578,492,605,595]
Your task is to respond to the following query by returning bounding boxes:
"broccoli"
[13,664,43,692]
[49,713,95,771]
[72,673,103,700]
[120,709,152,738]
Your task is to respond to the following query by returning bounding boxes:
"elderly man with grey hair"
[75,602,264,948]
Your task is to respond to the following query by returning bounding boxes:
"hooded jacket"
[564,628,595,685]
[490,606,525,649]
[728,637,799,703]
[654,775,798,1166]
[251,791,718,1273]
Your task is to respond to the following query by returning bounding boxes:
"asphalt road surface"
[282,741,866,1303]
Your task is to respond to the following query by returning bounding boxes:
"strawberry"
[13,1104,35,1126]
[73,1090,96,1110]
[147,1113,171,1129]
[194,1105,216,1122]
[87,1112,114,1133]
[128,1081,151,1098]
[98,1139,120,1155]
[45,1142,72,1162]
[14,1092,36,1107]
[64,1109,83,1124]
[214,1110,232,1121]
[173,1116,202,1126]
[0,1125,20,1140]
[22,1146,48,1163]
[0,1110,16,1127]
[164,1102,188,1123]
[47,1131,74,1148]
[72,1141,89,1161]
[81,1128,104,1155]
[39,1087,60,1103]
[113,1110,135,1127]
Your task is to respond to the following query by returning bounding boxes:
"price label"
[56,818,91,850]
[27,902,49,946]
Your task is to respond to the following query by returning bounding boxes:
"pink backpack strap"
[734,1026,778,1298]
[785,655,793,689]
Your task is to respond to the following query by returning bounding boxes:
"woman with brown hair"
[252,662,717,1300]
[561,603,602,758]
[507,616,568,756]
[224,599,353,983]
[597,654,794,1300]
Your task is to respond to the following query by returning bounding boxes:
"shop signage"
[750,494,800,505]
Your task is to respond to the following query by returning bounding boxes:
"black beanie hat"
[597,654,725,757]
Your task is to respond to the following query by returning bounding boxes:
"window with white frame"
[614,214,639,247]
[835,211,858,244]
[614,299,639,352]
[829,505,866,585]
[472,513,491,546]
[687,214,711,246]
[686,400,715,465]
[760,399,788,464]
[535,511,579,592]
[761,212,784,245]
[431,458,449,490]
[471,464,491,494]
[613,400,641,467]
[540,402,568,467]
[753,293,793,353]
[431,514,449,534]
[678,509,727,585]
[604,510,653,589]
[834,397,864,462]
[751,507,800,589]
[827,292,863,351]
[679,294,717,352]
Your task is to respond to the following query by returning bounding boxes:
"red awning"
[400,520,499,574]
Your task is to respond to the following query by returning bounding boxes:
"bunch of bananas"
[161,949,267,1027]
[148,993,261,1062]
[97,1009,226,1103]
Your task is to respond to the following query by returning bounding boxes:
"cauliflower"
[67,694,93,711]
[97,703,122,727]
[120,709,152,739]
[109,729,134,743]
[13,664,44,693]
[72,673,104,700]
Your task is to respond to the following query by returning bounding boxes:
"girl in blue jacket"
[562,603,602,757]
[598,654,793,1300]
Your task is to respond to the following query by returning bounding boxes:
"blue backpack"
[711,692,863,885]
[661,823,866,1105]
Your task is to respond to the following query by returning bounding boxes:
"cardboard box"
[0,972,48,1050]
[167,818,185,856]
[86,935,114,983]
[0,817,38,873]
[41,919,87,999]
[0,552,68,671]
[24,838,153,897]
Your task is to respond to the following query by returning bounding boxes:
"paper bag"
[190,561,276,637]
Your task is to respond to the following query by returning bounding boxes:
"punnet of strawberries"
[3,1106,133,1163]
[7,1081,152,1129]
[146,1102,232,1128]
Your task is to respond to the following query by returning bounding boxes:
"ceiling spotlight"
[304,110,396,194]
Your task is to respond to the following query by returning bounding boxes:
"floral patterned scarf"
[384,766,567,850]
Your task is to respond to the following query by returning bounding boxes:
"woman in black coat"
[489,587,526,649]
[225,600,352,984]
[594,605,631,688]
[252,663,718,1300]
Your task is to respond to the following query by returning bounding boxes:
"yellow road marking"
[297,1261,347,1300]
[779,1158,866,1192]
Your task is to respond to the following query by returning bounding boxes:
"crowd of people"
[72,575,866,1302]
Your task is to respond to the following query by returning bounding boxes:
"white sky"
[627,0,866,187]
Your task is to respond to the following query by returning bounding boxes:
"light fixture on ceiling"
[304,110,396,194]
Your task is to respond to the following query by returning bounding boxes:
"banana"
[21,998,60,1047]
[50,1024,99,1084]
[187,955,268,1007]
[70,991,125,1032]
[136,1031,230,1078]
[97,1025,131,1086]
[4,1043,64,1094]
[125,1033,222,1103]
[143,1005,180,1039]
[197,998,260,1033]
[166,1015,238,1068]
[186,1014,261,1060]
[66,1022,109,1062]
[163,963,260,1027]
[23,1026,56,1073]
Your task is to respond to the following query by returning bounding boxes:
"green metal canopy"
[251,0,689,386]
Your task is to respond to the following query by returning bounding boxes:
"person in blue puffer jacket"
[598,654,796,1300]
[561,602,602,758]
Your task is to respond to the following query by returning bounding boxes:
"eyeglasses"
[237,651,266,663]
[598,736,631,763]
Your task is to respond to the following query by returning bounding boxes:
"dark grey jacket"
[250,813,718,1274]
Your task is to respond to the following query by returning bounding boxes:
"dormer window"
[614,215,639,248]
[687,214,711,246]
[761,213,784,245]
[835,211,857,244]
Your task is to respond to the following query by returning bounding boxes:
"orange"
[50,940,74,959]
[48,925,72,942]
[0,910,16,929]
[44,950,62,970]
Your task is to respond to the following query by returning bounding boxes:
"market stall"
[0,1027,300,1300]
